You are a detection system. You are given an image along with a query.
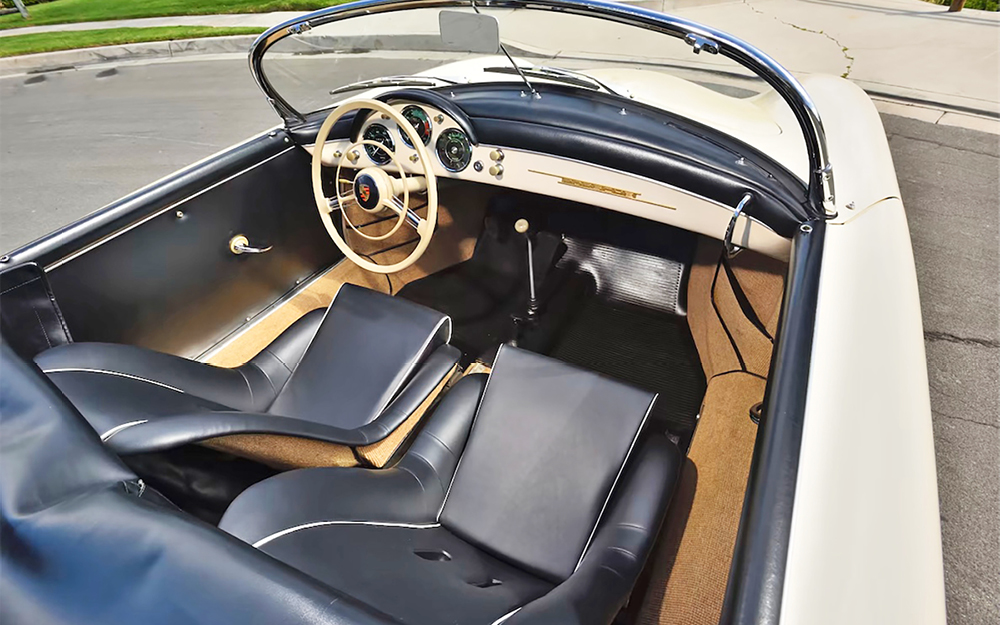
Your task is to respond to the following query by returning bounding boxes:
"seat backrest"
[267,284,450,430]
[440,345,656,582]
[0,342,396,625]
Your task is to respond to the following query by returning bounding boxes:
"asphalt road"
[1,57,998,624]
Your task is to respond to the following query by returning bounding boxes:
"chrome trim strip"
[100,420,150,442]
[252,521,440,548]
[248,0,834,216]
[45,146,296,271]
[43,368,185,394]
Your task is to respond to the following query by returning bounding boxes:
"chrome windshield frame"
[248,0,835,216]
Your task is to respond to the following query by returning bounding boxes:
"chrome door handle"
[229,234,272,255]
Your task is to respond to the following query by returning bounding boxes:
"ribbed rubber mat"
[558,237,687,316]
[547,300,706,441]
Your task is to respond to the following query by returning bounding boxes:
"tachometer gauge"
[399,105,432,148]
[436,128,472,172]
[362,123,394,165]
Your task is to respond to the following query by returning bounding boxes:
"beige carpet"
[194,183,488,469]
[638,238,787,625]
[207,183,488,368]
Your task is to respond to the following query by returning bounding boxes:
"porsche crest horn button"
[354,174,380,210]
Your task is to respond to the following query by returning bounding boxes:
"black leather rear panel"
[0,263,72,360]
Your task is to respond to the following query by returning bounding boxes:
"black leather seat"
[219,345,681,624]
[0,341,406,625]
[33,284,460,463]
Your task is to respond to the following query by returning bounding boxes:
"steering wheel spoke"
[387,196,425,232]
[327,193,359,214]
[311,99,438,274]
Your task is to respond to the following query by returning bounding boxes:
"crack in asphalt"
[886,131,1000,159]
[936,411,999,429]
[924,330,1000,349]
[740,0,856,78]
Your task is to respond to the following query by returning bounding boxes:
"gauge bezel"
[362,123,394,165]
[399,105,432,149]
[435,128,473,173]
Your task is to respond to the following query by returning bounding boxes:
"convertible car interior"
[0,2,825,624]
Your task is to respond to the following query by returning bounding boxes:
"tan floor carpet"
[207,183,488,368]
[637,372,766,625]
[195,183,488,469]
[638,238,787,625]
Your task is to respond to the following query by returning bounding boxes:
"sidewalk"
[665,0,1000,115]
[0,0,997,114]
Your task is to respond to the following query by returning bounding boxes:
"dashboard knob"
[488,163,504,176]
[489,149,505,162]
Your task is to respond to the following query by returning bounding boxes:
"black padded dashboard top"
[291,82,812,237]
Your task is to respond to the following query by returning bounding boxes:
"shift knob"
[514,219,530,234]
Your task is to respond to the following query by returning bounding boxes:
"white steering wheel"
[311,99,438,274]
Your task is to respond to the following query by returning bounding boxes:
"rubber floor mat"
[546,299,706,442]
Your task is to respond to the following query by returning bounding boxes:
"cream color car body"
[275,0,946,617]
[301,50,944,623]
[0,0,940,621]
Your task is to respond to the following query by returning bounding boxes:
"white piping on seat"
[435,343,502,520]
[43,368,185,394]
[490,607,522,625]
[252,521,440,549]
[573,392,658,572]
[374,313,453,420]
[100,420,149,442]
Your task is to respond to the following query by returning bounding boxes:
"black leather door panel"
[37,143,339,358]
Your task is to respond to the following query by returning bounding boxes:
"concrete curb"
[2,32,997,126]
[0,35,258,76]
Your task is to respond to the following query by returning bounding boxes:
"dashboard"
[304,86,808,260]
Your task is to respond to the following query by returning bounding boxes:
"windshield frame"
[247,0,835,217]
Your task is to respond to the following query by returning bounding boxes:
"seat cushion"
[33,286,456,458]
[34,309,328,440]
[267,284,451,430]
[256,523,552,625]
[440,345,657,582]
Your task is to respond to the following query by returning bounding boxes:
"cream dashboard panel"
[304,100,791,260]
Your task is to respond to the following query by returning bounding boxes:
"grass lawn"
[0,0,341,30]
[925,0,999,8]
[0,26,266,57]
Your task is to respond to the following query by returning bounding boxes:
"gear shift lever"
[514,218,540,319]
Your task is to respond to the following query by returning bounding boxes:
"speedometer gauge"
[399,105,432,148]
[436,128,472,172]
[362,123,394,165]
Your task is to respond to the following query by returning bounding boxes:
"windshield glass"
[263,6,772,108]
[260,3,808,179]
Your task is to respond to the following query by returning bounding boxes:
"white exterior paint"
[782,197,946,625]
[306,60,945,621]
[800,75,902,219]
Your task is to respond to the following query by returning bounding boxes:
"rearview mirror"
[439,10,500,54]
